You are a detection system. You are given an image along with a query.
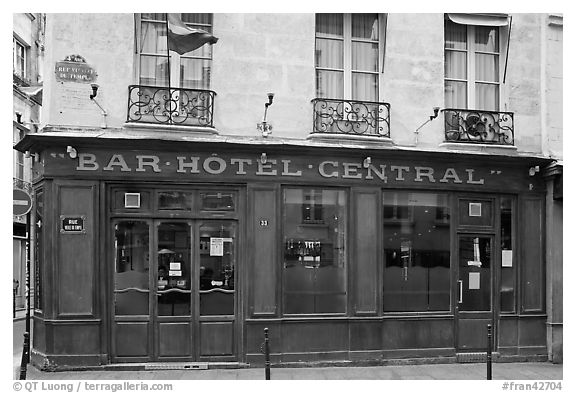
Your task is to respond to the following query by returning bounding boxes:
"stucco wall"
[41,13,560,156]
[43,13,134,129]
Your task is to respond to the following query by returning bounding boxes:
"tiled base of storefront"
[30,352,549,372]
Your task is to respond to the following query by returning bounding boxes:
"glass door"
[197,220,237,360]
[456,235,494,351]
[154,221,193,360]
[112,218,239,362]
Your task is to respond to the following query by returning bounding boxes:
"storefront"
[16,134,551,369]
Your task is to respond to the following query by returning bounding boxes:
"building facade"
[15,13,562,370]
[13,13,45,314]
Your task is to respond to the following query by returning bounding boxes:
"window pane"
[181,13,212,27]
[157,191,194,211]
[500,197,515,312]
[459,237,491,311]
[157,222,191,316]
[445,20,467,50]
[200,191,236,211]
[475,53,499,82]
[316,70,343,99]
[141,13,165,21]
[445,80,467,108]
[383,192,451,312]
[315,38,343,69]
[114,221,150,316]
[352,73,378,101]
[352,14,378,40]
[316,14,343,37]
[180,58,211,89]
[475,83,499,111]
[199,222,236,316]
[139,55,168,86]
[352,42,378,72]
[140,21,167,54]
[283,189,347,314]
[445,51,467,79]
[475,26,499,52]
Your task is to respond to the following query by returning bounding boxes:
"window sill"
[124,122,219,135]
[307,132,394,146]
[438,142,518,154]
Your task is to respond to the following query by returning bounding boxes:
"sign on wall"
[55,55,98,83]
[60,216,86,234]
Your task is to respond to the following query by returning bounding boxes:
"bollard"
[487,324,493,380]
[264,327,271,380]
[19,332,29,380]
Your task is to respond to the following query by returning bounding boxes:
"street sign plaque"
[13,189,33,216]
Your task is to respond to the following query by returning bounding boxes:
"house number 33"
[260,219,269,227]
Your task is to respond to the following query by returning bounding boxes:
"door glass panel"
[114,221,150,315]
[157,222,191,316]
[459,236,492,311]
[199,222,236,315]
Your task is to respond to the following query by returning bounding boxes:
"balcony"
[127,85,216,128]
[443,108,514,146]
[311,98,391,138]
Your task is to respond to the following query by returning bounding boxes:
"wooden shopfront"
[18,135,551,369]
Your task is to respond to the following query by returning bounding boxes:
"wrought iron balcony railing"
[13,178,32,193]
[443,108,514,146]
[312,98,391,138]
[127,85,216,128]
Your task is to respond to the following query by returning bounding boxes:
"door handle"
[458,280,463,304]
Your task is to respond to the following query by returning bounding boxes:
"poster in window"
[210,237,224,256]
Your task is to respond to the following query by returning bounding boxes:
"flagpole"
[165,13,172,122]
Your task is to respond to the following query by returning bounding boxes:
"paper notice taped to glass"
[469,272,481,289]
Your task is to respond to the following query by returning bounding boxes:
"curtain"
[444,20,467,108]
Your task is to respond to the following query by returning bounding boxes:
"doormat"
[456,353,487,363]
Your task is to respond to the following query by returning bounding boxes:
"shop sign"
[71,152,490,186]
[61,216,86,234]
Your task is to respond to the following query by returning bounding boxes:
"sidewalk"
[18,362,563,380]
[14,319,562,380]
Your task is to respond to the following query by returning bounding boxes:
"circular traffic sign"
[13,188,33,216]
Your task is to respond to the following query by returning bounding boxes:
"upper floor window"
[137,13,214,89]
[13,127,25,182]
[13,38,26,79]
[444,18,501,111]
[315,14,382,102]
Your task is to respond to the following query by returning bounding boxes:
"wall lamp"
[257,93,275,137]
[414,106,442,145]
[529,166,540,176]
[363,156,372,168]
[67,145,78,159]
[260,153,267,164]
[90,83,99,99]
[89,83,108,128]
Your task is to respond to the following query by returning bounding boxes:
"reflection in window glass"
[383,192,451,312]
[157,222,191,316]
[199,222,235,316]
[200,192,236,211]
[500,197,515,312]
[114,221,150,315]
[158,191,193,210]
[283,188,347,314]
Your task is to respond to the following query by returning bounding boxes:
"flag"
[167,13,218,55]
